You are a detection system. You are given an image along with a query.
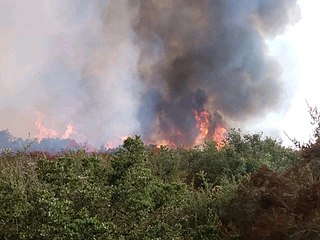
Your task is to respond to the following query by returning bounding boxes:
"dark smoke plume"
[134,0,300,145]
[0,0,300,149]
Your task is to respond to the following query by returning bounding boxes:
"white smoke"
[0,0,141,146]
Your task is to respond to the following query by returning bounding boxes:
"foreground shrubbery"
[1,128,319,239]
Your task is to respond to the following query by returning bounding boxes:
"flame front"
[35,113,58,141]
[193,109,227,148]
[34,110,226,149]
[193,110,210,145]
[35,112,76,142]
[62,124,76,139]
[213,125,227,149]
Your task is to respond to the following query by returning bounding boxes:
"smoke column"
[0,0,300,149]
[135,0,300,145]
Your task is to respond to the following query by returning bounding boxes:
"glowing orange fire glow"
[33,110,226,150]
[213,125,227,149]
[121,136,129,142]
[35,113,77,142]
[193,110,210,145]
[62,123,76,139]
[153,129,183,148]
[193,109,227,148]
[155,139,173,148]
[35,114,58,141]
[105,135,130,149]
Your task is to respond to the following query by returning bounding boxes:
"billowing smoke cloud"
[135,0,300,145]
[0,0,300,150]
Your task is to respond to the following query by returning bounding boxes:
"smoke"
[0,0,300,149]
[134,0,300,145]
[0,129,82,153]
[0,0,141,147]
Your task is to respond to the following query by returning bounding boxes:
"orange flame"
[193,109,227,148]
[62,123,76,139]
[155,139,173,148]
[35,112,77,142]
[213,125,227,149]
[193,110,210,145]
[35,114,58,141]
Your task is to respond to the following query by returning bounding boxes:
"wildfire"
[35,114,58,141]
[155,139,173,148]
[105,135,129,149]
[35,113,76,142]
[193,110,210,145]
[213,124,227,149]
[33,110,226,150]
[193,109,227,148]
[62,123,76,139]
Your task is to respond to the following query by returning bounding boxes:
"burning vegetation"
[0,0,300,150]
[3,2,319,239]
[193,109,227,148]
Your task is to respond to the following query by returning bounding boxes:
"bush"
[0,132,306,239]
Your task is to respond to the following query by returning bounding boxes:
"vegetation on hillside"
[1,108,320,239]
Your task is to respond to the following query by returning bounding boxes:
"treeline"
[0,128,320,239]
[0,129,82,153]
